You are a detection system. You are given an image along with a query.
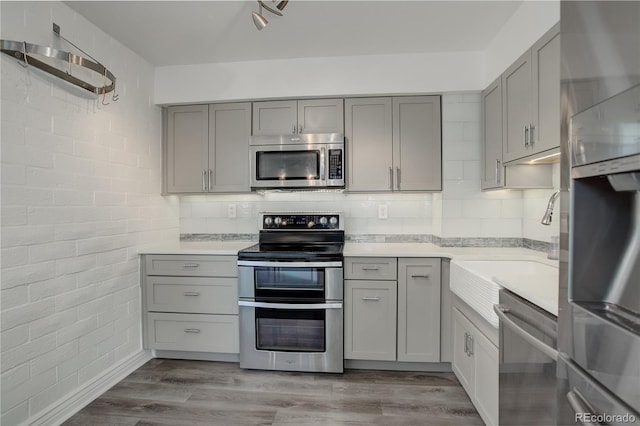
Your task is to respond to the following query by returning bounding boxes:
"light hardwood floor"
[63,359,482,426]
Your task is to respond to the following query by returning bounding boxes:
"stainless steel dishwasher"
[494,289,558,425]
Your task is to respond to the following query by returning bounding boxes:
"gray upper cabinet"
[393,96,442,191]
[502,50,533,162]
[346,96,442,192]
[165,103,251,194]
[482,77,504,190]
[166,105,209,193]
[345,97,394,191]
[252,100,297,135]
[531,24,560,155]
[502,24,560,163]
[208,103,251,193]
[252,99,344,135]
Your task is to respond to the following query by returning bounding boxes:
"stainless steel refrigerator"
[558,1,640,424]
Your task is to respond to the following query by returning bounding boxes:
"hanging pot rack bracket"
[0,38,116,96]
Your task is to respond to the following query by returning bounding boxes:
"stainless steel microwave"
[249,133,345,190]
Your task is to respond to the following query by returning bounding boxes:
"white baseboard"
[28,350,152,426]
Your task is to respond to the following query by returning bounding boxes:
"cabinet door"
[502,51,532,162]
[252,100,298,135]
[452,307,475,395]
[473,329,499,426]
[166,105,209,193]
[344,279,397,360]
[345,98,393,192]
[392,96,442,191]
[482,77,505,190]
[297,99,344,134]
[209,103,251,193]
[531,24,560,156]
[397,258,441,362]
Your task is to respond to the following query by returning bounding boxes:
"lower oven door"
[238,300,343,373]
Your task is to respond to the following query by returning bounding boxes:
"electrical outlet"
[228,204,237,218]
[378,204,388,219]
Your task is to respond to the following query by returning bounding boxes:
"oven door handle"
[237,260,343,268]
[239,301,343,310]
[493,304,559,361]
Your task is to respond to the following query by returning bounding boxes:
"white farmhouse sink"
[450,259,560,325]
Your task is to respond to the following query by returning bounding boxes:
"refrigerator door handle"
[494,304,559,361]
[566,389,602,426]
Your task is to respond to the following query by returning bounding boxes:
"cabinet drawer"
[146,313,239,353]
[344,257,397,280]
[145,276,238,315]
[145,255,237,277]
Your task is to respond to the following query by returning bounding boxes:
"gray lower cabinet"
[252,98,344,135]
[345,96,441,192]
[344,257,441,363]
[397,258,441,362]
[452,300,499,426]
[165,103,251,193]
[142,254,239,354]
[502,24,560,163]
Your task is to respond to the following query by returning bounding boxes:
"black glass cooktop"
[238,242,344,262]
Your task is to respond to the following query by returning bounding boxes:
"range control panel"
[261,214,341,230]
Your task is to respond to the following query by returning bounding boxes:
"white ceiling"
[66,0,523,67]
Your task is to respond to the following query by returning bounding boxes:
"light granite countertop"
[138,240,255,255]
[138,240,558,314]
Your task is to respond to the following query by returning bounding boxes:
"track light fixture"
[252,0,288,31]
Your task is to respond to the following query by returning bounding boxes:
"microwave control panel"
[328,149,343,180]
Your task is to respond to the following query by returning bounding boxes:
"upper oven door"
[238,262,343,301]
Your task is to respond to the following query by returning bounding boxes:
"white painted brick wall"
[0,2,179,425]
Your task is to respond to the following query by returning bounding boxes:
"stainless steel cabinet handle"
[320,147,326,181]
[464,332,469,355]
[567,390,601,426]
[299,124,303,133]
[183,292,200,297]
[183,263,199,268]
[202,170,207,191]
[208,169,213,190]
[388,167,393,190]
[411,274,430,279]
[292,125,297,134]
[361,297,381,301]
[467,334,474,356]
[524,125,530,147]
[184,328,201,333]
[361,266,380,271]
[496,159,501,184]
[395,166,401,190]
[493,304,559,360]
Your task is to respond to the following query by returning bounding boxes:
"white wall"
[155,51,485,105]
[0,2,180,425]
[483,0,560,87]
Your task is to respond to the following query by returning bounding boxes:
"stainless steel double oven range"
[237,213,344,373]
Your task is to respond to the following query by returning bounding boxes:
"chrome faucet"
[541,190,561,225]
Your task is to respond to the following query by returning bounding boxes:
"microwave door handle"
[320,147,326,181]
